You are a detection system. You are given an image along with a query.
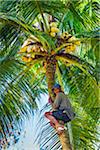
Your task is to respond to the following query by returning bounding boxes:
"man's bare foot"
[57,127,64,134]
[55,124,64,134]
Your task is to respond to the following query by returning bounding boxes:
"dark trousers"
[52,110,71,123]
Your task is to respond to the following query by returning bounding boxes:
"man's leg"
[50,122,56,128]
[45,112,64,134]
[45,112,59,126]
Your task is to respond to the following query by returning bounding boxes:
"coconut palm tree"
[0,0,99,149]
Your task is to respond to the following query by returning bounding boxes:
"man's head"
[52,83,61,94]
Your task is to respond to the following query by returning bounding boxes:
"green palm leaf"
[33,103,62,149]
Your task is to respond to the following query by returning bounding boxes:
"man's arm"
[52,93,62,109]
[52,103,58,109]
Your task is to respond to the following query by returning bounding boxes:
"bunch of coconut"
[19,37,46,63]
[49,20,80,52]
[60,32,80,53]
[49,22,60,37]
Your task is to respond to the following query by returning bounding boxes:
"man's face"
[54,88,60,94]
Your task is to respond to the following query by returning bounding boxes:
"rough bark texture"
[59,130,71,150]
[45,56,56,101]
[46,56,71,150]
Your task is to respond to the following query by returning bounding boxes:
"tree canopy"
[0,0,99,149]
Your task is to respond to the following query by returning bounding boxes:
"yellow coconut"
[51,50,55,55]
[37,47,41,52]
[50,32,56,37]
[31,54,35,58]
[20,46,27,53]
[27,57,33,62]
[22,56,28,62]
[75,40,81,45]
[61,32,69,39]
[51,27,60,33]
[68,36,76,42]
[65,45,76,52]
[50,22,57,27]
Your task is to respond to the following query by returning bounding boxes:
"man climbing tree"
[45,83,75,134]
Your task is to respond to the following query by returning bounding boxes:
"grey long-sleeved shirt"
[53,92,75,120]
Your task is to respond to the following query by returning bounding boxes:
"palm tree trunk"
[59,131,71,150]
[45,56,71,150]
[45,56,56,101]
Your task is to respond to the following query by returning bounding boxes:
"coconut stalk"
[45,56,72,150]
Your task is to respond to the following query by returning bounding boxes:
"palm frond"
[33,103,62,150]
[59,0,99,33]
[0,58,47,139]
